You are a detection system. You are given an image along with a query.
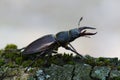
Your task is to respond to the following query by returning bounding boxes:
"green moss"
[0,49,3,56]
[63,53,73,61]
[96,61,105,66]
[96,57,117,66]
[22,60,32,67]
[112,77,120,80]
[10,69,19,76]
[15,57,23,65]
[52,53,74,65]
[2,45,19,62]
[104,59,111,65]
[98,57,105,61]
[7,62,16,68]
[84,55,96,66]
[4,52,16,59]
[5,44,17,50]
[67,61,75,65]
[49,54,63,65]
[117,66,120,70]
[0,59,5,66]
[33,59,45,67]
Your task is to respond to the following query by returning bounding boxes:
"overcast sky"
[0,0,120,58]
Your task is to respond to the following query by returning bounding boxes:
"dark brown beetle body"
[23,35,57,55]
[23,27,96,56]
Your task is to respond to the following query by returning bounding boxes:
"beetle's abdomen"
[23,34,57,54]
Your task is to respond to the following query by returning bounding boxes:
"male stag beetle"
[20,17,97,72]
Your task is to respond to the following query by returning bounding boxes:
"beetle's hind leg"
[43,51,54,67]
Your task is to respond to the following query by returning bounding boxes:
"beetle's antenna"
[78,17,83,27]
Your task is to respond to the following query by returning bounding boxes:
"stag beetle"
[20,18,97,72]
[23,27,96,56]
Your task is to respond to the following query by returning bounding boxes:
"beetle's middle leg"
[43,50,56,67]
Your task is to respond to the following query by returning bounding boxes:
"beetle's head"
[78,26,97,37]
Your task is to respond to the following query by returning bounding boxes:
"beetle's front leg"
[63,45,84,59]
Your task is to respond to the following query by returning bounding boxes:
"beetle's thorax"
[55,28,80,46]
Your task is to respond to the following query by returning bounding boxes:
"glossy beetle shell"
[23,35,57,55]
